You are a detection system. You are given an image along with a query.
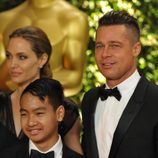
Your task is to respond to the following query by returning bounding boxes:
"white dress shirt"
[29,135,63,158]
[95,70,141,158]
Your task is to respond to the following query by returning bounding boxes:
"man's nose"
[102,46,111,58]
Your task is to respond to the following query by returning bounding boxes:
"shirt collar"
[117,70,141,95]
[29,135,63,156]
[106,70,141,95]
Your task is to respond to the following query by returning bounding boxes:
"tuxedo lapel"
[109,76,149,158]
[87,87,101,158]
[16,143,29,158]
[82,87,99,158]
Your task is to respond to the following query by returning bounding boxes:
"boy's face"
[20,92,64,149]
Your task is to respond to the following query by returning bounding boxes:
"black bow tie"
[30,149,54,158]
[99,86,121,101]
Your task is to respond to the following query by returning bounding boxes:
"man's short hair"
[98,10,140,42]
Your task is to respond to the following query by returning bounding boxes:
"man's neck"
[106,68,137,89]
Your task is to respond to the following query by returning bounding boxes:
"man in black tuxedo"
[1,78,83,158]
[81,10,158,158]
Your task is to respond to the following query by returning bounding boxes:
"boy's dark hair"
[20,78,64,110]
[98,10,140,42]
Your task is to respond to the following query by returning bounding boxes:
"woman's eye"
[6,53,12,59]
[19,55,27,60]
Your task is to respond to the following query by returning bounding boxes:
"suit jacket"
[81,76,158,158]
[0,142,84,158]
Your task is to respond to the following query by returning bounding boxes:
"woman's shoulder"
[0,90,11,100]
[0,91,11,109]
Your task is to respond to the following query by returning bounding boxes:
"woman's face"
[6,37,43,87]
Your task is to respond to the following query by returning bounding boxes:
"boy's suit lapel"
[16,143,29,158]
[62,144,84,158]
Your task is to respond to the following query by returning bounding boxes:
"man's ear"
[133,41,141,57]
[56,105,65,122]
[39,53,48,68]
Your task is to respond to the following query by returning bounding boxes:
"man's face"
[20,93,64,149]
[95,25,141,87]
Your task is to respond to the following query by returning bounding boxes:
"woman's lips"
[10,71,21,77]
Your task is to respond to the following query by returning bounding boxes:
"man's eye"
[96,45,104,49]
[110,44,120,48]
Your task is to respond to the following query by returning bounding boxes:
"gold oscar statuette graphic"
[0,0,89,96]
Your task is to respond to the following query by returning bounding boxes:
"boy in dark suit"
[1,78,83,158]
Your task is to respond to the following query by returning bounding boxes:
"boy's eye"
[36,112,45,116]
[20,113,27,117]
